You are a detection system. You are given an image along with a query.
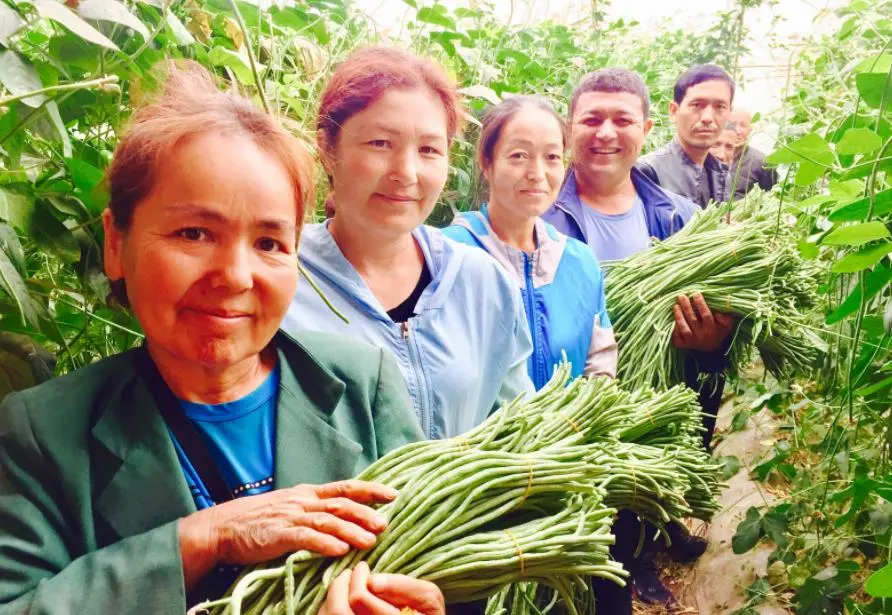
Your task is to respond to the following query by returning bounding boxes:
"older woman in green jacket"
[0,64,443,615]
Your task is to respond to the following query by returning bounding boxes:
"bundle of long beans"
[485,582,591,615]
[605,195,823,390]
[196,366,721,615]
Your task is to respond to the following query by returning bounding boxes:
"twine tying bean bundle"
[196,365,722,615]
[605,194,824,390]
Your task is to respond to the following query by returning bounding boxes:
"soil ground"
[633,397,795,615]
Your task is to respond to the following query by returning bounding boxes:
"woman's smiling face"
[103,131,299,368]
[324,87,450,240]
[484,105,566,219]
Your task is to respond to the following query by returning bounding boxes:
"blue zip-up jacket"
[541,166,699,243]
[543,166,729,374]
[282,222,534,440]
[444,207,617,390]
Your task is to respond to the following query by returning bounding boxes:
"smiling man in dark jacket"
[543,68,734,610]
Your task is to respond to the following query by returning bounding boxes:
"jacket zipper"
[523,254,544,389]
[401,319,430,438]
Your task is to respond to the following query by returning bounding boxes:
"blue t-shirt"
[578,194,651,262]
[171,364,280,510]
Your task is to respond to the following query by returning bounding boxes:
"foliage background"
[0,0,890,611]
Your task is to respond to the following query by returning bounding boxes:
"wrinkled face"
[484,106,565,220]
[326,88,450,240]
[728,109,752,145]
[571,90,652,186]
[104,132,299,368]
[710,128,738,165]
[670,79,733,152]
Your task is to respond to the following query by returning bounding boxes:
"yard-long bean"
[605,195,823,390]
[197,365,723,615]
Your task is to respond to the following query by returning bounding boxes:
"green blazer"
[0,331,423,614]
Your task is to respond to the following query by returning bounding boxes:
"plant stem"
[227,0,270,114]
[0,76,118,107]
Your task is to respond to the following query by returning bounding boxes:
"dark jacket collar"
[549,165,686,241]
[669,137,727,173]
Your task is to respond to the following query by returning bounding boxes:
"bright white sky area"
[353,0,847,152]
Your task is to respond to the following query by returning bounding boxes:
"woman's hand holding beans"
[319,562,446,615]
[179,480,397,588]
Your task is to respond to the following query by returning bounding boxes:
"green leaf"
[77,0,150,40]
[29,202,79,262]
[45,101,72,158]
[0,189,32,231]
[799,195,836,209]
[416,7,456,30]
[0,50,46,108]
[497,48,532,65]
[865,562,892,598]
[829,189,892,222]
[829,180,863,201]
[65,158,104,193]
[822,222,890,247]
[207,46,263,86]
[720,455,741,480]
[0,223,24,274]
[795,161,824,186]
[458,84,500,105]
[761,507,790,548]
[856,72,892,110]
[836,128,883,155]
[0,3,24,47]
[797,239,820,259]
[826,266,892,324]
[765,133,834,167]
[271,7,308,30]
[0,234,41,327]
[165,12,195,46]
[732,507,763,554]
[730,407,750,431]
[831,243,892,273]
[854,53,892,74]
[856,375,892,397]
[34,0,119,51]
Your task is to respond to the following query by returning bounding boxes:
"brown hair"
[105,61,314,303]
[315,46,463,161]
[477,95,567,171]
[569,68,651,119]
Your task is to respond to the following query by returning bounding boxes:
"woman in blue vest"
[444,96,617,387]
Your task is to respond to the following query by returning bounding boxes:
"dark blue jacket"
[542,166,727,374]
[541,166,698,243]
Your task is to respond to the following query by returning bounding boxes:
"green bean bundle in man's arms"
[606,195,823,390]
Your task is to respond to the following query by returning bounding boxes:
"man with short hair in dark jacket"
[637,64,734,208]
[543,67,734,611]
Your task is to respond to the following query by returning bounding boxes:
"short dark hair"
[477,95,567,170]
[569,68,650,119]
[674,65,735,104]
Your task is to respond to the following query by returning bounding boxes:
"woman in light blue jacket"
[443,96,617,389]
[283,47,533,440]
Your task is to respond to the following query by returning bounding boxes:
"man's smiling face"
[571,90,652,186]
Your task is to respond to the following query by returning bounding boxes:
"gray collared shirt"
[636,138,730,209]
